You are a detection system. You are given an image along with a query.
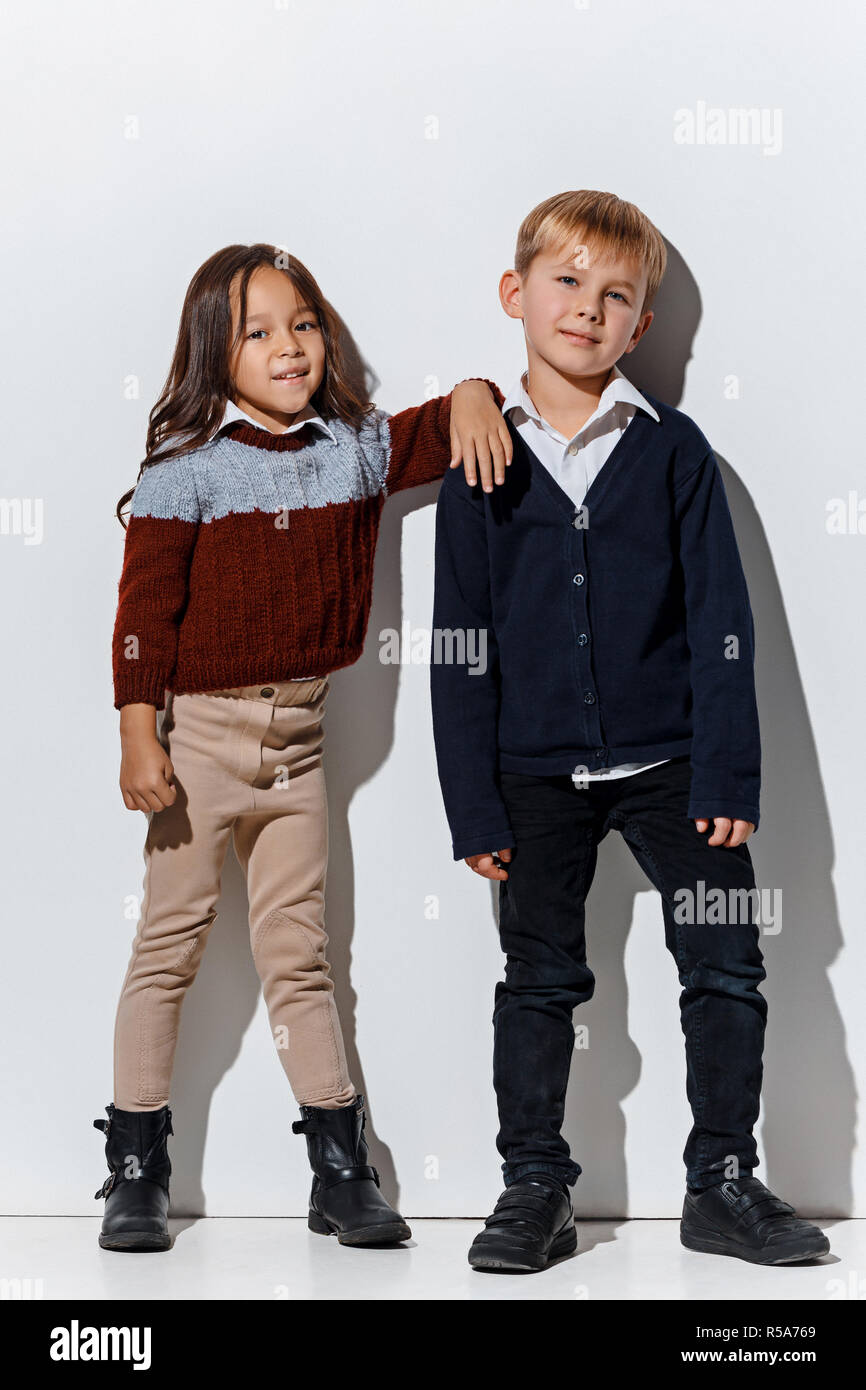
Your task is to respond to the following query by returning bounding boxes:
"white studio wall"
[1,0,862,1219]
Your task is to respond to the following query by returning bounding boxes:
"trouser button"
[260,687,275,697]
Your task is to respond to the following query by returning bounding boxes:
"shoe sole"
[307,1211,412,1245]
[681,1225,831,1265]
[98,1231,171,1252]
[469,1221,578,1272]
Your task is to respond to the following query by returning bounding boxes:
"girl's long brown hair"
[116,244,375,526]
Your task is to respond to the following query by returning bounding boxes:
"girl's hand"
[120,733,177,813]
[449,380,512,493]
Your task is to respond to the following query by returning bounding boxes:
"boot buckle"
[94,1170,117,1200]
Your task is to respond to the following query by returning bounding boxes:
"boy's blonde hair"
[515,190,667,316]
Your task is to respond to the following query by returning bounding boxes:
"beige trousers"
[113,677,356,1112]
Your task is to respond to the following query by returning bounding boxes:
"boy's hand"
[120,733,177,813]
[694,817,754,848]
[464,847,512,880]
[449,380,512,492]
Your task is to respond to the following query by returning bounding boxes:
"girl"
[94,243,511,1252]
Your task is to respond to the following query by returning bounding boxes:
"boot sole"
[98,1230,171,1252]
[307,1211,412,1245]
[469,1221,578,1272]
[681,1224,831,1265]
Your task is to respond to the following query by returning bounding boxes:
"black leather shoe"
[93,1103,172,1252]
[681,1176,830,1264]
[469,1174,577,1272]
[292,1094,411,1246]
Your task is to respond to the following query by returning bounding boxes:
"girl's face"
[228,265,327,430]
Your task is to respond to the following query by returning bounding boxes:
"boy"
[429,190,830,1272]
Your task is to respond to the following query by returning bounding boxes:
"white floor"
[2,1217,861,1300]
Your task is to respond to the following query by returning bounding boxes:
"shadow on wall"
[167,240,853,1220]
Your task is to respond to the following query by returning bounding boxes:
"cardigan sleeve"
[111,454,202,710]
[429,473,516,861]
[674,450,761,829]
[375,379,505,496]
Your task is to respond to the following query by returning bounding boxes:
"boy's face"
[499,241,653,381]
[228,264,327,430]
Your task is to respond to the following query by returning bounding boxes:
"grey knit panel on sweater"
[130,409,393,524]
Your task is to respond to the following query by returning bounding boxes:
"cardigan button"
[577,633,588,646]
[260,687,275,697]
[583,691,596,705]
[573,573,585,585]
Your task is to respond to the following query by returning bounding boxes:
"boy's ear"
[625,309,654,353]
[499,269,524,321]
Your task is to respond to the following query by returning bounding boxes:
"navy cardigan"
[429,396,761,861]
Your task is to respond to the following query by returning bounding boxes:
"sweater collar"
[502,364,660,443]
[210,397,339,449]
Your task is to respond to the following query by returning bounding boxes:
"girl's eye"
[558,276,578,286]
[246,320,320,340]
[607,291,626,302]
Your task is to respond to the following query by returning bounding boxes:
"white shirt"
[216,396,337,443]
[500,366,672,787]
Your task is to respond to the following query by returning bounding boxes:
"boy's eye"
[557,276,626,303]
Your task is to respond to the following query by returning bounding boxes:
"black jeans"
[493,755,767,1192]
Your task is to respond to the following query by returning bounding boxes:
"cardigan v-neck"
[500,363,660,511]
[514,405,656,526]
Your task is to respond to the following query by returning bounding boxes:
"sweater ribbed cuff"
[460,378,505,411]
[114,669,169,711]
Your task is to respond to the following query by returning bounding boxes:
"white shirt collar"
[501,364,659,443]
[216,397,338,443]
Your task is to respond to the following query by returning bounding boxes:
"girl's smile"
[272,368,309,381]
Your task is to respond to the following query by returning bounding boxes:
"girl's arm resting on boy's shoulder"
[675,450,762,831]
[379,378,508,495]
[448,379,512,492]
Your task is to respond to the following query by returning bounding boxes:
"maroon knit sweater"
[112,382,504,708]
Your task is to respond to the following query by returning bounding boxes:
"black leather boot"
[292,1094,411,1246]
[681,1175,831,1264]
[93,1102,173,1252]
